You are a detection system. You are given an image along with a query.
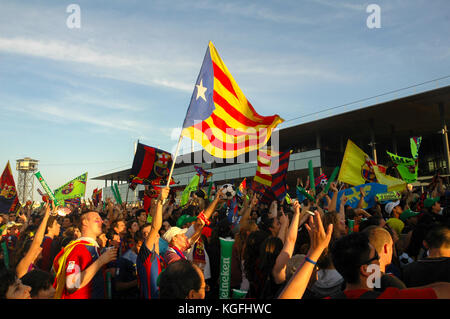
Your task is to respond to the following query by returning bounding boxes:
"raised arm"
[239,192,258,226]
[272,201,301,284]
[144,187,170,252]
[16,202,53,278]
[268,201,278,219]
[188,192,224,246]
[277,208,289,244]
[327,182,339,212]
[357,188,366,209]
[278,210,333,299]
[339,196,348,218]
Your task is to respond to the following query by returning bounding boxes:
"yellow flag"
[337,140,368,186]
[338,139,406,191]
[373,166,406,192]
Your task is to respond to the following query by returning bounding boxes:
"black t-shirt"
[114,251,139,299]
[402,257,450,287]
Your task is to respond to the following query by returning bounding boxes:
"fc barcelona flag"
[92,188,102,207]
[129,143,173,186]
[0,161,18,213]
[270,150,291,201]
[181,42,283,158]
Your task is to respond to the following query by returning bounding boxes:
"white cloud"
[0,36,195,92]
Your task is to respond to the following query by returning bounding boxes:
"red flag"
[0,161,18,213]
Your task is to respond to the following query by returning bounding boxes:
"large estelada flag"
[0,161,18,213]
[129,142,173,186]
[181,42,284,158]
[54,172,87,202]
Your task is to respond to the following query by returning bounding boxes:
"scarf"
[167,245,186,260]
[192,238,206,267]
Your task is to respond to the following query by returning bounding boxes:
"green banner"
[375,191,401,202]
[1,241,9,269]
[308,160,315,194]
[114,183,122,204]
[219,237,234,299]
[323,166,339,194]
[206,181,213,200]
[34,171,59,205]
[54,172,87,201]
[181,174,200,206]
[296,186,315,202]
[387,151,418,183]
[410,137,422,159]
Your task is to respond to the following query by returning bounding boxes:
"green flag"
[386,151,418,183]
[410,137,422,159]
[181,174,200,206]
[54,172,87,202]
[285,192,292,204]
[113,183,122,204]
[206,181,213,200]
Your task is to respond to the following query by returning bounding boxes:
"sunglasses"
[359,250,380,266]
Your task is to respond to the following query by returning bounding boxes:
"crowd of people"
[0,173,449,300]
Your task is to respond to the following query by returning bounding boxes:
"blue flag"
[333,183,388,209]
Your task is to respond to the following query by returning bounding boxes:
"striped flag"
[253,150,291,202]
[314,173,327,187]
[181,42,283,158]
[254,148,274,186]
[271,151,291,201]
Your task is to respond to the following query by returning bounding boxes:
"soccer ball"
[220,184,236,200]
[320,179,328,187]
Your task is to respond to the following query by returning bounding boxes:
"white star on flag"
[196,79,207,102]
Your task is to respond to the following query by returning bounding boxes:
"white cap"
[385,200,400,215]
[162,226,188,243]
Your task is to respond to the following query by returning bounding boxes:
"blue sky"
[1,0,449,201]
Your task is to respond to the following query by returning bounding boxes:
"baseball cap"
[424,197,440,208]
[400,209,420,222]
[176,214,197,228]
[385,200,400,215]
[162,226,188,243]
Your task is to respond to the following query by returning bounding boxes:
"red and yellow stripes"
[182,42,283,158]
[254,148,277,186]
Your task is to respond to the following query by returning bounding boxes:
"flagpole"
[166,135,184,188]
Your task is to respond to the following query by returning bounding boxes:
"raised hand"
[330,182,338,193]
[159,187,170,202]
[279,209,289,227]
[305,210,333,252]
[250,193,259,208]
